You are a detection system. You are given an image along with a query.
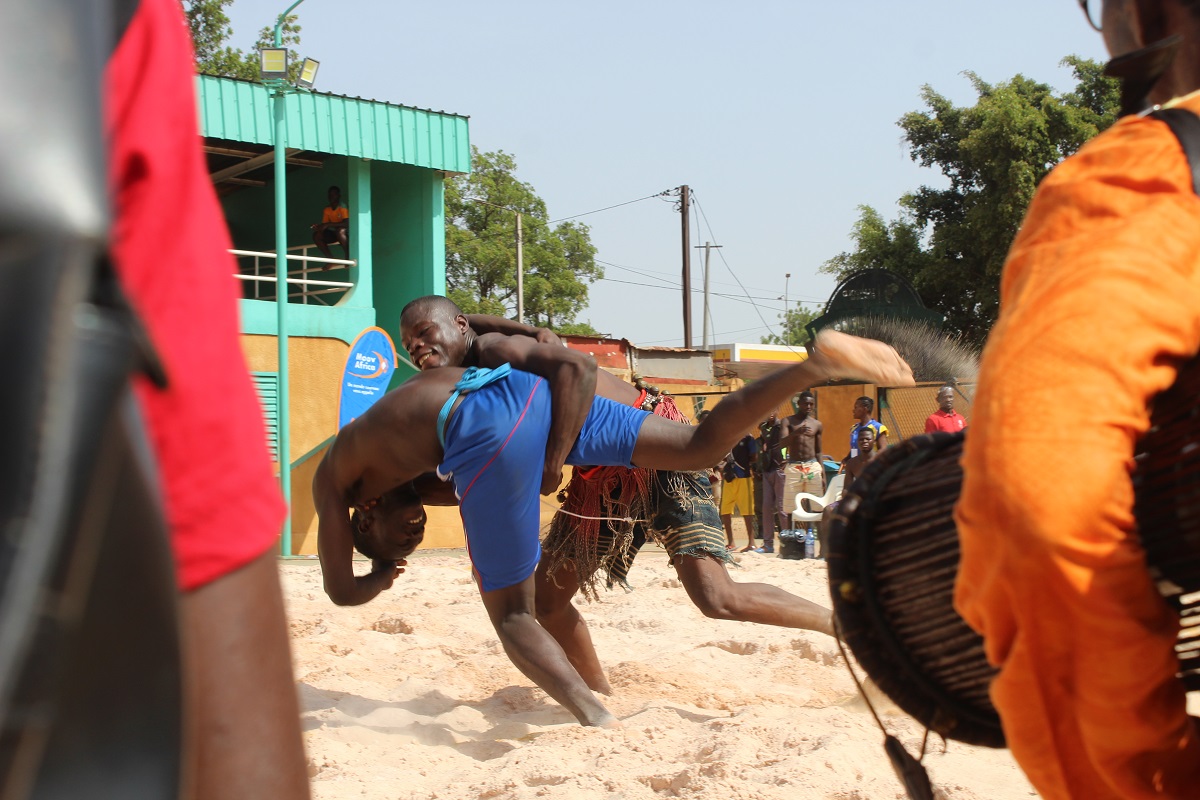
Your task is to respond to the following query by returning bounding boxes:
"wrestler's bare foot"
[586,712,622,729]
[807,330,914,387]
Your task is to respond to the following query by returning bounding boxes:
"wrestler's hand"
[534,327,563,348]
[371,558,407,589]
[541,462,565,496]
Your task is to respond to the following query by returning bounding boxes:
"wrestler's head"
[400,295,471,370]
[857,425,876,453]
[937,386,955,412]
[350,483,427,561]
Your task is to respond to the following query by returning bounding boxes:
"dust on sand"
[284,538,1037,800]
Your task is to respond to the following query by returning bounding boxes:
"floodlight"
[296,58,320,90]
[259,47,288,81]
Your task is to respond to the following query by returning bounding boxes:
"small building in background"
[197,74,470,553]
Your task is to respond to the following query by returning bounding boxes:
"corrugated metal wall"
[197,75,471,174]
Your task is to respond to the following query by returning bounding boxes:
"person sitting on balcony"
[310,185,349,260]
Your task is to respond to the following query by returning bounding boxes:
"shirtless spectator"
[818,426,878,558]
[781,391,826,543]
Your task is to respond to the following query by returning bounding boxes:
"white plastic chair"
[791,473,846,527]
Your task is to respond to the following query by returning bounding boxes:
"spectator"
[848,395,888,457]
[756,412,787,553]
[310,185,349,260]
[780,391,825,545]
[924,386,967,433]
[819,426,879,558]
[720,433,759,552]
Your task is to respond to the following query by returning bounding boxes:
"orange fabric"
[322,205,348,224]
[955,97,1200,799]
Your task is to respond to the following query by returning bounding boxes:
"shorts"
[783,460,825,515]
[543,467,733,597]
[438,368,650,592]
[719,476,755,516]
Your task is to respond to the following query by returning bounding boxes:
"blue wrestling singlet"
[436,367,651,592]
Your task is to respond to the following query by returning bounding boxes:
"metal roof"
[196,75,471,174]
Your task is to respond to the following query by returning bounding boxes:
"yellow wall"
[239,334,471,554]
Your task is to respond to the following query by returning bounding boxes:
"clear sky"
[224,0,1108,347]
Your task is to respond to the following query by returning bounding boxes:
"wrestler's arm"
[412,471,458,506]
[313,433,404,606]
[473,332,598,495]
[815,423,823,459]
[466,313,562,347]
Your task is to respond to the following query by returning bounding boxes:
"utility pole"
[679,185,691,347]
[694,241,722,348]
[515,212,524,323]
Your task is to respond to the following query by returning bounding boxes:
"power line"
[638,323,773,346]
[548,189,673,224]
[450,189,674,245]
[596,258,826,302]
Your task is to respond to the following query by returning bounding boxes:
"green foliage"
[762,305,820,346]
[446,147,603,330]
[821,57,1119,345]
[553,320,603,337]
[182,0,303,82]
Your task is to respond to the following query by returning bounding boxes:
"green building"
[197,74,470,553]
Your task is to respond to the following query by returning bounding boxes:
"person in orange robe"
[954,2,1200,797]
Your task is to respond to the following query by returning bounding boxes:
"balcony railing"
[230,247,355,305]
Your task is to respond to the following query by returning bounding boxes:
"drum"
[1133,356,1200,689]
[828,357,1200,749]
[825,432,1002,748]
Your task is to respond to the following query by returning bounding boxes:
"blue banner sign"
[337,327,398,429]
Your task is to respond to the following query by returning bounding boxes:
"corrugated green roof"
[197,74,470,174]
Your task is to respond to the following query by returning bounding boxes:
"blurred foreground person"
[955,1,1200,796]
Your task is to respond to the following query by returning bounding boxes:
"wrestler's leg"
[480,574,618,727]
[533,559,612,695]
[632,331,912,472]
[673,555,835,636]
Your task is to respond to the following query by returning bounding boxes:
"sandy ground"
[283,526,1039,800]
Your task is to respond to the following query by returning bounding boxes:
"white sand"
[283,537,1038,800]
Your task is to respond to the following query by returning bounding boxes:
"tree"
[762,305,820,346]
[821,57,1120,345]
[182,0,303,81]
[445,147,602,333]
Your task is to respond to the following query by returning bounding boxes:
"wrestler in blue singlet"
[436,366,650,591]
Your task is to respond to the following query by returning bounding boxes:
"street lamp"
[261,0,315,555]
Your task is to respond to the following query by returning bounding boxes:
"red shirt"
[925,409,967,434]
[106,0,286,590]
